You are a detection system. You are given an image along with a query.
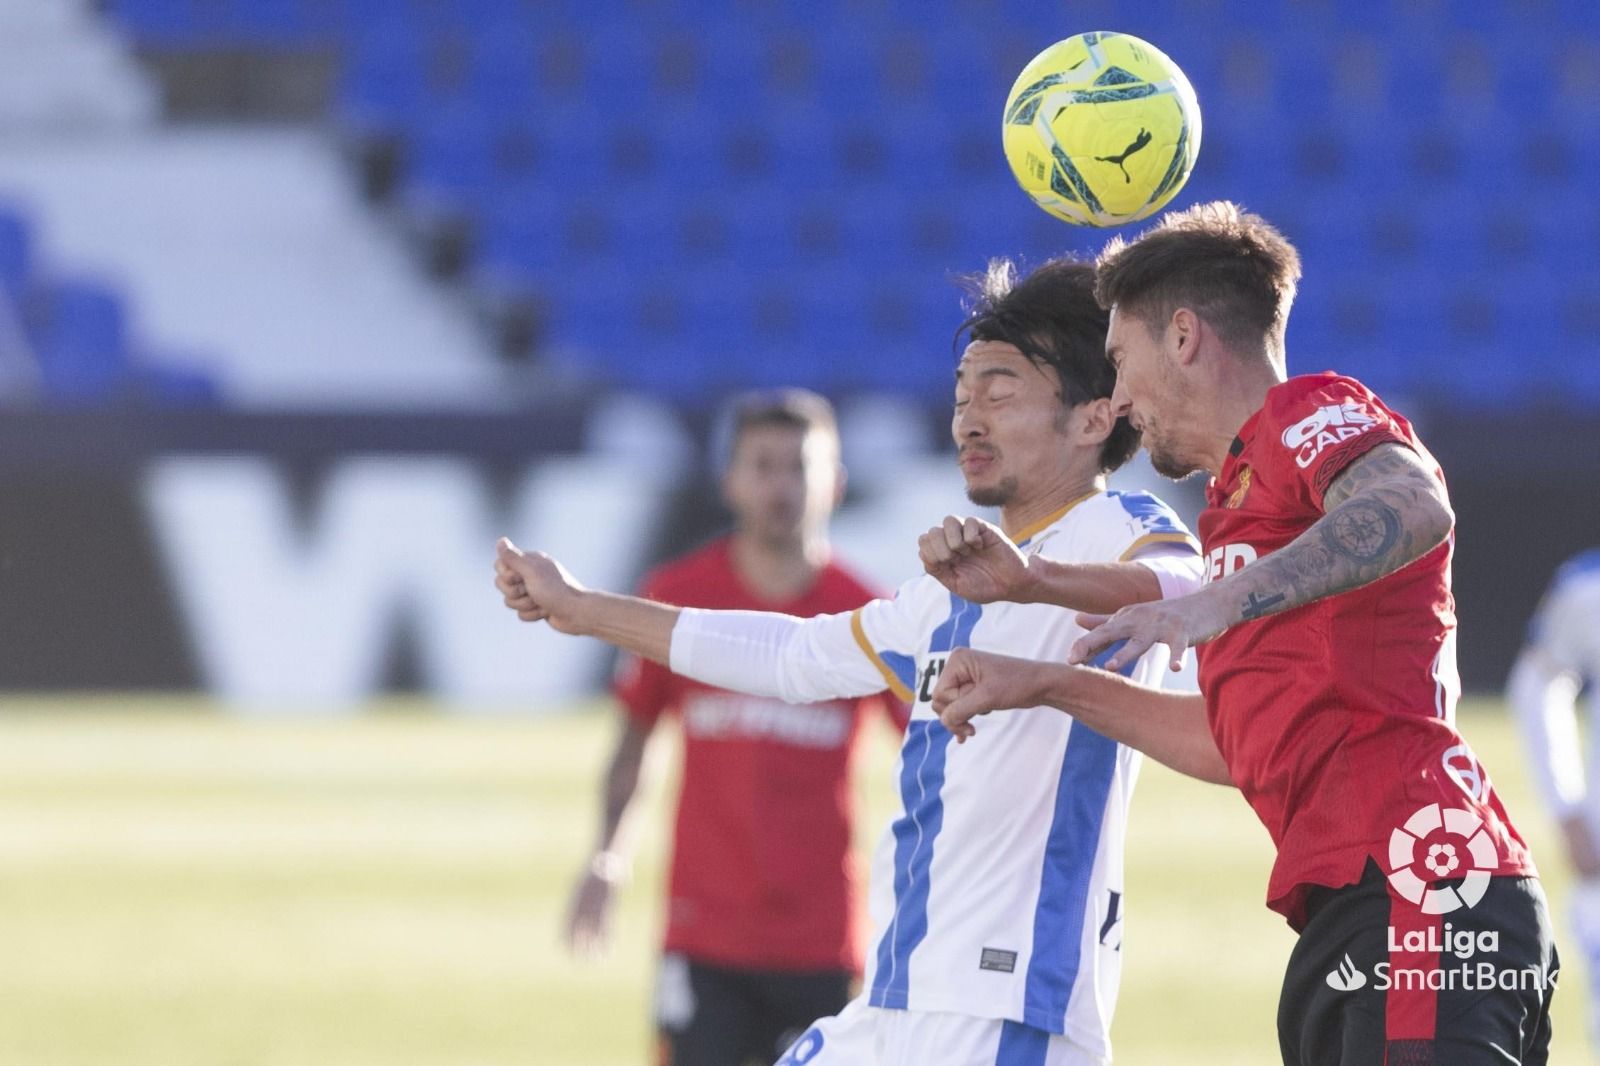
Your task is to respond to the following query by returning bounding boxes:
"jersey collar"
[1011,488,1100,548]
[1223,398,1268,482]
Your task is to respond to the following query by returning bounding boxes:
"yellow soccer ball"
[1002,31,1202,227]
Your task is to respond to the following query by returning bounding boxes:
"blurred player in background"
[563,389,904,1066]
[1511,550,1600,1048]
[932,203,1556,1065]
[499,258,1204,1066]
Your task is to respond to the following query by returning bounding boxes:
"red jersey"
[1197,373,1534,930]
[614,537,905,972]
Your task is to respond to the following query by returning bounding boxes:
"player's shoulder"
[1259,371,1419,472]
[1096,488,1190,528]
[863,570,953,625]
[1051,489,1197,562]
[1265,371,1390,424]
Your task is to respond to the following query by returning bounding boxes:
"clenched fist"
[917,515,1034,604]
[931,647,1054,742]
[494,537,589,634]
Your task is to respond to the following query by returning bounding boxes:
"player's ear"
[1169,307,1201,366]
[831,462,849,511]
[1077,397,1115,445]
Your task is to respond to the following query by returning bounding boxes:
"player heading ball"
[931,202,1558,1065]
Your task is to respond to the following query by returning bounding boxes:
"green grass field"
[0,697,1586,1065]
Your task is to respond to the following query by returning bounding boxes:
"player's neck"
[999,471,1105,541]
[1199,352,1287,476]
[729,531,829,603]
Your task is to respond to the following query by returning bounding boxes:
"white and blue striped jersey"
[673,488,1200,1059]
[849,490,1195,1056]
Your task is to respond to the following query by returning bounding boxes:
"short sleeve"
[847,577,935,704]
[611,570,678,726]
[613,651,673,728]
[1271,377,1413,510]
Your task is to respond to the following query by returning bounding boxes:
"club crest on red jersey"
[1225,466,1253,509]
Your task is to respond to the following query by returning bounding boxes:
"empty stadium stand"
[98,0,1600,408]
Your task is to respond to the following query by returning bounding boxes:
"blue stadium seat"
[472,192,564,285]
[104,0,221,46]
[96,0,1600,407]
[337,23,429,133]
[761,103,844,190]
[404,103,500,211]
[225,0,319,45]
[514,105,610,184]
[461,30,538,118]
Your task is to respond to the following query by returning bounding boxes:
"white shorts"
[774,996,1107,1066]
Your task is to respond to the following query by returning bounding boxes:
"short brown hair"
[1094,201,1302,357]
[721,388,839,467]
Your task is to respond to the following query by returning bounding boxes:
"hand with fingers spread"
[917,515,1034,604]
[931,647,1054,742]
[1068,594,1230,674]
[494,537,589,634]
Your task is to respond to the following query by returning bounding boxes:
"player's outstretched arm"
[918,514,1165,612]
[495,538,895,704]
[931,648,1232,786]
[1071,443,1455,671]
[495,537,680,664]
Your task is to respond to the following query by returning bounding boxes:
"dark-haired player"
[931,202,1556,1065]
[503,259,1203,1066]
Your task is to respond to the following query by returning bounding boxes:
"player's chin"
[963,474,1013,509]
[1148,446,1203,482]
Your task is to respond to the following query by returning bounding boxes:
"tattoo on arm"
[1223,443,1452,625]
[1240,590,1287,620]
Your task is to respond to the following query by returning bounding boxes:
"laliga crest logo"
[1386,803,1500,914]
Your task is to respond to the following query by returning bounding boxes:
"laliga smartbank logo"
[1324,804,1554,995]
[1326,802,1500,994]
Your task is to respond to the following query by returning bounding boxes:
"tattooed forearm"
[1239,590,1287,620]
[1212,443,1453,627]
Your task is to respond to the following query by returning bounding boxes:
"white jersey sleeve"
[667,578,936,704]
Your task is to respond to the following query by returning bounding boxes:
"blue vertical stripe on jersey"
[1021,640,1132,1033]
[869,719,951,1008]
[995,1019,1050,1066]
[869,592,981,1010]
[929,592,983,654]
